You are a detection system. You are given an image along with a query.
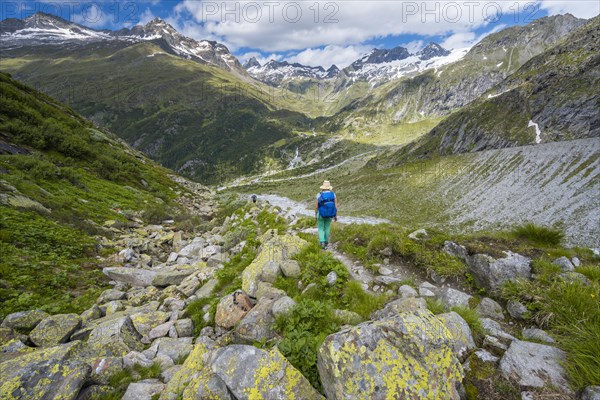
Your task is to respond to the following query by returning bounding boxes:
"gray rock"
[195,278,218,299]
[260,261,281,283]
[123,351,153,369]
[408,229,428,240]
[97,289,126,304]
[333,309,363,325]
[155,337,193,363]
[419,287,436,298]
[483,335,508,356]
[443,241,469,262]
[379,247,393,256]
[271,296,296,318]
[374,275,403,285]
[581,386,600,400]
[439,287,473,309]
[552,256,574,272]
[168,325,178,338]
[178,240,204,258]
[161,365,182,384]
[174,319,194,338]
[101,300,125,316]
[437,311,476,361]
[326,271,338,286]
[130,310,170,337]
[280,260,301,278]
[318,309,464,399]
[558,271,590,285]
[166,252,178,263]
[235,296,277,343]
[103,267,157,287]
[29,313,81,347]
[499,340,571,394]
[255,281,286,300]
[152,270,194,287]
[476,297,504,320]
[148,321,175,340]
[81,305,103,324]
[507,300,529,320]
[398,285,418,298]
[372,297,427,320]
[177,274,201,297]
[209,345,323,399]
[0,341,91,399]
[419,281,439,291]
[522,328,555,343]
[1,309,49,332]
[119,248,136,263]
[571,257,581,267]
[481,318,516,342]
[88,316,144,357]
[122,380,165,400]
[378,266,393,275]
[472,349,499,364]
[467,252,531,293]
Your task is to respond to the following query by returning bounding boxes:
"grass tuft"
[512,223,564,246]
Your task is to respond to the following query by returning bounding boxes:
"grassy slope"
[0,72,185,318]
[0,40,315,184]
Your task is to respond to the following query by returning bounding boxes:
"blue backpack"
[318,191,337,218]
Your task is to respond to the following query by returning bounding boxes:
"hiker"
[315,180,338,249]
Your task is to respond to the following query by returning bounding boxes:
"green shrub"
[275,299,340,392]
[512,223,564,246]
[340,280,386,319]
[425,298,446,315]
[576,265,600,283]
[142,203,172,224]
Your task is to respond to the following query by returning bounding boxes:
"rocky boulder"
[29,313,81,347]
[0,341,90,399]
[1,309,49,333]
[209,345,323,399]
[234,296,278,343]
[152,270,194,287]
[437,311,476,361]
[102,267,157,287]
[467,252,531,293]
[439,287,473,309]
[317,309,464,399]
[499,340,571,394]
[87,316,144,357]
[371,297,427,320]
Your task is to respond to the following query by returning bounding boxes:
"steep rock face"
[246,59,335,86]
[317,309,464,399]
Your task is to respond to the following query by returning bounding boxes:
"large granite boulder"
[102,267,157,287]
[1,310,49,333]
[209,345,323,400]
[29,313,81,347]
[0,341,90,400]
[87,316,144,357]
[467,252,531,293]
[234,296,278,343]
[317,309,464,399]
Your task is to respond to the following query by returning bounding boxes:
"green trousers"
[317,214,332,243]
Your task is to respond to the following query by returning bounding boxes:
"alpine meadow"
[0,2,599,400]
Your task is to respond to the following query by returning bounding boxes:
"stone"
[0,341,90,399]
[552,256,574,272]
[437,311,476,361]
[160,337,232,400]
[326,271,338,286]
[481,318,516,342]
[467,252,531,293]
[559,272,591,285]
[206,254,225,269]
[161,365,182,384]
[168,325,178,338]
[408,229,428,240]
[379,247,393,256]
[102,267,158,287]
[97,289,126,304]
[507,300,529,320]
[102,300,125,315]
[398,285,418,298]
[374,275,402,285]
[522,328,555,343]
[177,274,201,297]
[234,296,277,343]
[195,278,218,299]
[122,380,165,400]
[119,248,136,262]
[127,286,161,307]
[210,345,323,400]
[123,351,152,368]
[178,241,205,258]
[29,313,81,347]
[499,340,571,394]
[439,287,473,309]
[241,233,305,296]
[571,257,581,267]
[255,281,286,300]
[483,335,508,356]
[88,356,124,385]
[1,309,49,333]
[378,266,393,275]
[167,252,179,263]
[280,260,301,278]
[372,297,427,320]
[260,260,281,283]
[581,386,600,400]
[215,290,254,329]
[155,337,194,363]
[148,321,175,340]
[175,319,194,338]
[333,309,363,325]
[419,287,436,297]
[476,297,504,320]
[443,241,469,262]
[271,296,296,318]
[87,316,144,357]
[81,305,103,324]
[318,310,463,400]
[155,354,175,370]
[152,270,194,287]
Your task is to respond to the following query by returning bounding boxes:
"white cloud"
[441,23,506,50]
[538,0,600,19]
[171,1,531,52]
[287,44,373,68]
[138,8,156,26]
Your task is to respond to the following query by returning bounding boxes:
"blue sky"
[3,1,599,67]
